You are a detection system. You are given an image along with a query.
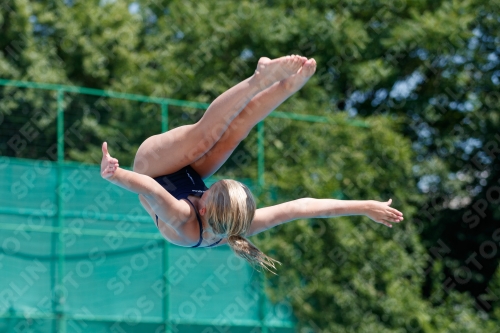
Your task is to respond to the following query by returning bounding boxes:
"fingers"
[384,199,404,220]
[108,162,119,169]
[389,207,403,217]
[103,163,119,172]
[108,158,119,169]
[387,212,403,222]
[381,211,403,225]
[101,161,119,179]
[377,213,403,228]
[102,142,110,157]
[380,219,393,228]
[371,199,404,228]
[106,166,119,175]
[388,207,404,222]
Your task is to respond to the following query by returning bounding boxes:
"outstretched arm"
[247,198,404,236]
[100,142,190,229]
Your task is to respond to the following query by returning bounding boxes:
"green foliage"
[257,115,431,332]
[1,0,500,331]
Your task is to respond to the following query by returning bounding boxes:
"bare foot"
[254,55,305,88]
[281,58,317,92]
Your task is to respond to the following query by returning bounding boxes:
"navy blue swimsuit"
[153,166,222,248]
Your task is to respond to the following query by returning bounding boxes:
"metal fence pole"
[259,273,268,333]
[257,121,265,188]
[163,241,171,333]
[56,89,67,333]
[257,121,268,333]
[161,102,171,332]
[161,103,169,133]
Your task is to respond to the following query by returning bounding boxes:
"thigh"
[190,141,239,179]
[189,81,294,179]
[191,118,250,179]
[133,124,214,177]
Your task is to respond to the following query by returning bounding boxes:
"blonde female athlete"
[100,55,404,272]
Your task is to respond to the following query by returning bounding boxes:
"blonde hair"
[205,179,281,273]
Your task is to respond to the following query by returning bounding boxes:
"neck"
[189,195,210,230]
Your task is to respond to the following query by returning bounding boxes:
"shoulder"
[139,195,202,246]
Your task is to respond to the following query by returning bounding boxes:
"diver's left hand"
[365,199,404,228]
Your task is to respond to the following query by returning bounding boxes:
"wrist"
[111,167,122,180]
[105,167,120,182]
[362,200,374,215]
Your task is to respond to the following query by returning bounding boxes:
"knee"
[133,140,163,173]
[132,155,146,173]
[133,151,155,174]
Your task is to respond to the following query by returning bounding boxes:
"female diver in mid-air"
[101,55,404,272]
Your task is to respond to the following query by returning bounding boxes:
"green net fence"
[0,80,365,333]
[0,157,294,333]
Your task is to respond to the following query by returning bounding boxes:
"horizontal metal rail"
[0,312,295,328]
[0,79,368,126]
[0,206,152,223]
[0,222,162,239]
[0,79,209,108]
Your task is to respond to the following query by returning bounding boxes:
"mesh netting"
[0,158,295,332]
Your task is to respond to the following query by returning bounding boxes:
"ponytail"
[204,179,279,273]
[227,234,281,274]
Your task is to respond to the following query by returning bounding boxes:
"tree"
[2,0,500,331]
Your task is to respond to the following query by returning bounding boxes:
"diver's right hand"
[101,142,119,179]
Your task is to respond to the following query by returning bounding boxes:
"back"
[153,165,208,200]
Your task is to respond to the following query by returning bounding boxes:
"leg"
[191,58,317,178]
[133,56,304,177]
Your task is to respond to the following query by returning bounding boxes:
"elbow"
[300,197,314,205]
[296,197,314,218]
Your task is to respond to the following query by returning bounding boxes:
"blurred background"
[1,0,499,332]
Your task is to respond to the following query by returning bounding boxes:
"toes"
[309,58,317,68]
[300,59,317,76]
[284,55,294,67]
[284,55,303,73]
[292,55,302,65]
[258,57,271,66]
